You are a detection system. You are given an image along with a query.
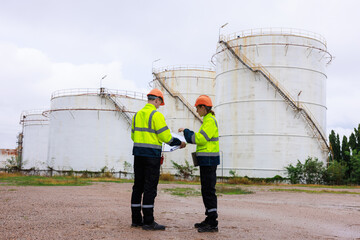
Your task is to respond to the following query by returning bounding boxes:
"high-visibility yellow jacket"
[131,103,181,157]
[184,113,220,166]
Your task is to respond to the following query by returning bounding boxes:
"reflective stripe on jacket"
[131,103,176,157]
[184,113,220,166]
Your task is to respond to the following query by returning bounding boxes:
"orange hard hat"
[195,95,212,107]
[147,88,165,105]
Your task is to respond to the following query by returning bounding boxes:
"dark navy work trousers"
[131,155,161,224]
[200,165,218,226]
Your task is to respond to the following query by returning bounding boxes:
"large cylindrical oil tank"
[152,66,215,173]
[47,88,146,171]
[20,110,49,170]
[214,28,332,177]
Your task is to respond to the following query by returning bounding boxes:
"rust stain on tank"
[1,149,18,155]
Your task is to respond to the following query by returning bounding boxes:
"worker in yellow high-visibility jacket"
[131,88,186,231]
[179,95,219,233]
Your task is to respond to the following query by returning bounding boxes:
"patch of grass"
[0,174,90,186]
[159,173,175,181]
[0,172,22,178]
[0,173,135,186]
[163,186,253,197]
[293,184,360,189]
[269,188,360,195]
[90,177,133,183]
[159,180,200,185]
[216,185,253,195]
[163,187,201,197]
[228,177,253,185]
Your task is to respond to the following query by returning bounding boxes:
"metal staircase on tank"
[152,72,203,123]
[99,88,132,126]
[219,40,329,153]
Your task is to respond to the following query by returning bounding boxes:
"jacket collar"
[203,112,214,120]
[144,103,157,110]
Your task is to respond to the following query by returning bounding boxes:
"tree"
[349,133,357,152]
[350,150,360,184]
[349,124,360,152]
[341,136,352,178]
[329,130,341,161]
[355,124,360,152]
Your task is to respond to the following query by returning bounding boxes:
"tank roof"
[221,27,327,47]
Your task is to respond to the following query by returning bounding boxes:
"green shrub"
[285,157,326,184]
[171,160,197,180]
[325,161,346,185]
[303,157,325,184]
[5,156,22,172]
[285,160,303,184]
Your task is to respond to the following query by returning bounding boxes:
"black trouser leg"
[142,156,161,224]
[200,166,218,227]
[131,156,145,224]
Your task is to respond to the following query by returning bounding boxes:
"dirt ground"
[1,182,360,240]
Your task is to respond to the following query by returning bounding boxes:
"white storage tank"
[47,88,146,171]
[152,65,215,173]
[20,110,49,170]
[214,28,332,177]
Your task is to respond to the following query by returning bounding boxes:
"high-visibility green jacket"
[131,103,181,157]
[184,113,220,166]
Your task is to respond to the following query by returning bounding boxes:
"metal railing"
[220,40,329,153]
[152,72,203,123]
[221,27,327,47]
[153,64,214,74]
[20,109,49,120]
[51,88,147,101]
[99,88,133,125]
[20,109,50,124]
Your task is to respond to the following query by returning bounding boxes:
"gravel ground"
[1,182,360,240]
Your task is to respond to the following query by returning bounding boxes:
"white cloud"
[0,43,145,148]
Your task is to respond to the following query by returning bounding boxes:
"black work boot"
[142,221,166,231]
[194,220,207,228]
[197,223,218,233]
[131,222,143,227]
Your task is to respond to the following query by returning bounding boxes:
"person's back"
[132,103,172,157]
[130,88,186,231]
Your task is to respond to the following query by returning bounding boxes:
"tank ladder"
[99,88,132,126]
[152,72,203,123]
[219,40,329,153]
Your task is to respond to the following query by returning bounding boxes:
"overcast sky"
[0,0,359,149]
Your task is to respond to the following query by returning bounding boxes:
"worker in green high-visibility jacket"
[131,88,186,231]
[179,95,219,233]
